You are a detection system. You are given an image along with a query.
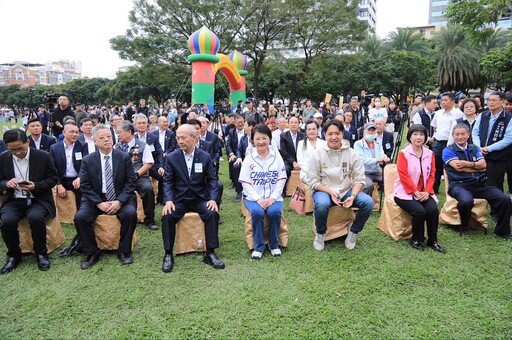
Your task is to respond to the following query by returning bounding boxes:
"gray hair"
[92,124,110,141]
[109,113,120,122]
[133,113,148,123]
[452,122,470,134]
[117,121,134,134]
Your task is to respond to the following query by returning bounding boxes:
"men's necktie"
[104,155,116,201]
[123,143,129,153]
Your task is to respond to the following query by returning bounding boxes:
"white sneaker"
[270,248,282,257]
[251,250,263,259]
[313,233,326,251]
[345,230,358,250]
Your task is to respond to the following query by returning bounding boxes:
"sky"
[0,0,429,78]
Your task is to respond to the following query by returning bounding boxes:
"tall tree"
[432,25,480,92]
[480,42,512,91]
[445,0,512,42]
[361,35,384,59]
[385,28,430,55]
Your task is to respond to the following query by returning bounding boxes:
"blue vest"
[477,109,512,161]
[444,143,484,187]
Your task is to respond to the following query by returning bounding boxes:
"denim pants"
[244,200,283,252]
[313,190,373,235]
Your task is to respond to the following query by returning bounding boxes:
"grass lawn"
[0,127,511,338]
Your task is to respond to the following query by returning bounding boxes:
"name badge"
[352,134,356,140]
[194,163,203,173]
[75,152,83,160]
[385,143,391,149]
[149,144,155,152]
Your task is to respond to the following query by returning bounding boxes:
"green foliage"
[480,43,512,91]
[445,0,512,42]
[384,28,430,56]
[58,78,112,107]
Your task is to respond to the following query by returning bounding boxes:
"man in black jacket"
[50,95,75,138]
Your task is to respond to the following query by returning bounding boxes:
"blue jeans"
[313,190,373,235]
[244,200,283,252]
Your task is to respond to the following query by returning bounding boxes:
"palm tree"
[385,28,430,55]
[432,25,480,92]
[361,35,384,59]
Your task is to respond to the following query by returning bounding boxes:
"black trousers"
[449,182,512,236]
[394,196,439,243]
[486,159,507,193]
[135,176,155,225]
[161,198,219,254]
[231,161,242,193]
[0,199,49,256]
[74,200,137,256]
[61,177,82,209]
[432,139,447,193]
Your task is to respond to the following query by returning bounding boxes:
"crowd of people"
[0,90,511,274]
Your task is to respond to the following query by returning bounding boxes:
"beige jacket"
[301,140,366,198]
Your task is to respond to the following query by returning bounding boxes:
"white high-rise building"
[358,0,377,29]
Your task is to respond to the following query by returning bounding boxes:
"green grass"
[0,134,511,338]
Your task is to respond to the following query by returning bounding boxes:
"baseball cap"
[364,122,377,130]
[313,112,323,118]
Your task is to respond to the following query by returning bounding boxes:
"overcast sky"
[0,0,429,78]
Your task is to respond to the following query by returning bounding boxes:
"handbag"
[289,186,306,215]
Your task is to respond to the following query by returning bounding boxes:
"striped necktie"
[104,155,116,201]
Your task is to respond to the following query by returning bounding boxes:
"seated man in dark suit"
[115,120,159,231]
[161,124,225,273]
[232,118,257,202]
[375,117,394,158]
[152,115,177,204]
[197,116,222,172]
[27,117,56,152]
[0,129,58,274]
[443,123,512,238]
[0,140,6,154]
[226,114,245,192]
[280,115,306,179]
[74,124,138,269]
[50,123,89,256]
[188,119,223,207]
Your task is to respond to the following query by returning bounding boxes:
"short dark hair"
[251,124,272,142]
[423,95,437,104]
[506,92,512,103]
[89,114,99,120]
[27,117,42,126]
[323,119,343,133]
[79,118,92,127]
[442,92,455,101]
[407,124,428,143]
[246,118,257,127]
[489,91,505,100]
[117,121,134,134]
[187,118,201,128]
[3,129,28,144]
[305,119,319,129]
[461,98,479,111]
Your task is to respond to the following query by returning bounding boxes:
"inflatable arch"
[188,26,249,113]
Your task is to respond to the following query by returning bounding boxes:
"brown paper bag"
[56,190,77,224]
[285,170,301,196]
[94,215,137,251]
[19,216,65,254]
[312,206,355,241]
[175,212,206,254]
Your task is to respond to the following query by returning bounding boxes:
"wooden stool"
[19,216,65,254]
[93,215,138,251]
[55,190,77,224]
[242,201,289,249]
[439,170,488,232]
[136,192,145,223]
[175,212,206,254]
[303,184,314,214]
[311,206,355,241]
[285,170,301,196]
[151,177,159,204]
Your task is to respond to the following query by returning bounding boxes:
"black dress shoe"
[58,236,81,257]
[495,233,512,241]
[145,223,160,231]
[203,253,225,269]
[80,252,102,270]
[409,239,424,251]
[427,241,446,253]
[36,255,50,271]
[460,226,471,236]
[0,256,22,275]
[235,192,242,203]
[117,252,134,265]
[162,254,174,273]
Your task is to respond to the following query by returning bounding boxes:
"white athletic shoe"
[345,230,358,250]
[270,248,282,257]
[251,250,263,259]
[313,233,326,251]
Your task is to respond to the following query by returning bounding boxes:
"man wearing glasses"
[0,129,58,274]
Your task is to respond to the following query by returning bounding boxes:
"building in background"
[429,0,512,28]
[0,60,81,87]
[358,0,377,30]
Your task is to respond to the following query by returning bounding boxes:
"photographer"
[442,123,512,238]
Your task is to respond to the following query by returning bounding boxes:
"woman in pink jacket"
[394,124,445,253]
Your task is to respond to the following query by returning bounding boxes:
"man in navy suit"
[74,124,137,269]
[151,116,176,204]
[109,113,122,145]
[161,124,225,273]
[375,118,394,158]
[226,114,245,197]
[197,116,221,171]
[0,129,58,274]
[133,114,164,185]
[232,118,257,202]
[27,117,56,152]
[280,115,306,177]
[50,123,89,256]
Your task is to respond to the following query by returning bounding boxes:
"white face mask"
[375,102,381,108]
[365,134,377,141]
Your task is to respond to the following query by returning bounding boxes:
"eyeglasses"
[8,147,27,154]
